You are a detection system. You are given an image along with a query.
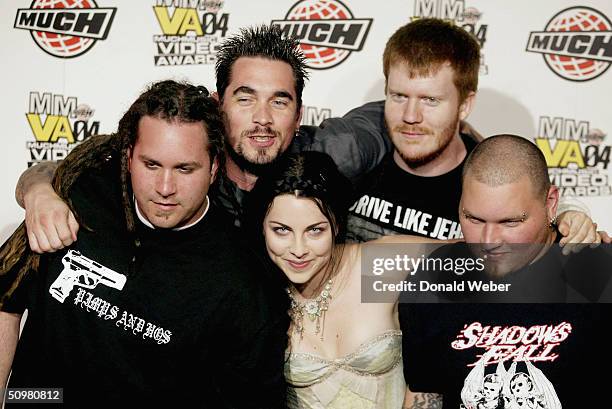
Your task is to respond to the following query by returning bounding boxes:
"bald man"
[459,135,610,292]
[458,134,562,282]
[400,135,611,409]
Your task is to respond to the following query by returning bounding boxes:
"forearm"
[312,101,392,182]
[557,196,589,216]
[0,312,21,389]
[404,389,443,409]
[15,162,59,208]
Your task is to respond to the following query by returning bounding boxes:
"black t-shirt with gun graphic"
[4,158,289,408]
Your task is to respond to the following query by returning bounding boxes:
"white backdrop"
[1,0,611,243]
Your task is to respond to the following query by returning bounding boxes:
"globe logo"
[272,0,372,70]
[14,0,116,59]
[527,7,612,82]
[287,0,351,69]
[544,7,612,81]
[34,0,96,58]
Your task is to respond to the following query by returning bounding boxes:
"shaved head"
[460,134,558,276]
[462,134,550,200]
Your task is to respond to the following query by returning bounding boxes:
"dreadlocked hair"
[0,133,121,308]
[0,79,224,308]
[215,24,308,108]
[116,80,224,232]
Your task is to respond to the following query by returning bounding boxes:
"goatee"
[226,141,285,176]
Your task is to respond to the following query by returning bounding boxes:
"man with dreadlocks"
[11,24,603,256]
[0,80,289,408]
[11,24,394,252]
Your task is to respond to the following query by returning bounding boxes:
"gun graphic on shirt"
[49,250,127,303]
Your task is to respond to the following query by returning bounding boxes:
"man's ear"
[211,91,219,102]
[459,91,476,121]
[546,185,560,221]
[210,157,219,184]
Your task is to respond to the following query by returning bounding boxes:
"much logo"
[535,116,610,197]
[25,91,101,167]
[153,0,229,66]
[271,0,372,70]
[412,0,489,74]
[526,7,612,81]
[14,0,116,58]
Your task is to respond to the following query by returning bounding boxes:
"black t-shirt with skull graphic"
[401,302,610,408]
[399,244,612,408]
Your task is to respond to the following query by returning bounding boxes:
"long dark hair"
[244,151,353,291]
[0,80,224,307]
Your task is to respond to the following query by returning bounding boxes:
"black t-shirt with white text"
[347,133,477,242]
[5,158,289,408]
[399,243,612,408]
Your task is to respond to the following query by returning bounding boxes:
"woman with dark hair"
[245,151,426,408]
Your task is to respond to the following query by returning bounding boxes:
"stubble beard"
[393,115,460,169]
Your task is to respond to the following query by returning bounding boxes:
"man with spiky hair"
[13,24,393,250]
[210,25,309,222]
[0,80,288,408]
[11,23,602,253]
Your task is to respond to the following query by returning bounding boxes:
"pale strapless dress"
[285,330,405,408]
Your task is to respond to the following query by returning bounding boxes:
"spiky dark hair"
[215,25,308,108]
